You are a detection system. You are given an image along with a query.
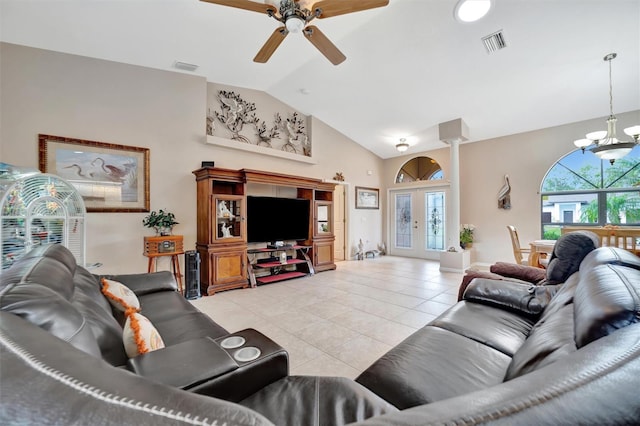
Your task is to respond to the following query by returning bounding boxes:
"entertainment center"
[193,167,336,296]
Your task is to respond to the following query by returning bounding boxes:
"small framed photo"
[355,186,379,209]
[38,134,150,212]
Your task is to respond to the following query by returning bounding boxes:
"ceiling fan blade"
[199,0,275,14]
[254,27,288,63]
[311,0,389,18]
[303,25,346,65]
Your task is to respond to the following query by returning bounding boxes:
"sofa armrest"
[463,278,561,316]
[127,337,238,389]
[457,270,532,301]
[130,329,289,403]
[98,271,177,296]
[201,329,290,402]
[489,262,547,284]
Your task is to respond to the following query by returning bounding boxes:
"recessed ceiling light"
[454,0,492,23]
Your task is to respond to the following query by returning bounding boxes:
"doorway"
[389,188,446,260]
[333,184,347,261]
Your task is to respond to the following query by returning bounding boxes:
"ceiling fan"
[200,0,389,65]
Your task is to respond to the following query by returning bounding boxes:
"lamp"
[396,138,409,152]
[573,53,639,164]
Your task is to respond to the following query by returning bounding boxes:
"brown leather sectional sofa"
[2,237,640,425]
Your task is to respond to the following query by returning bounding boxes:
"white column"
[448,138,461,251]
[439,137,469,273]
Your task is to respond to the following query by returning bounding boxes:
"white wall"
[0,42,383,273]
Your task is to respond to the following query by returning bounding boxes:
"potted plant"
[460,224,475,249]
[143,209,178,236]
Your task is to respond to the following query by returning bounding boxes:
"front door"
[389,189,446,259]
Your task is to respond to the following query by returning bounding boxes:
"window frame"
[540,147,640,238]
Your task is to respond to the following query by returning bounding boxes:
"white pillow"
[122,312,165,358]
[101,278,140,313]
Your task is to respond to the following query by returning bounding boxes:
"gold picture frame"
[355,186,379,209]
[38,134,150,212]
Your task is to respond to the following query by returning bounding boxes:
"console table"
[247,245,314,287]
[143,235,184,293]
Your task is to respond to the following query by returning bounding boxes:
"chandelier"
[573,53,640,164]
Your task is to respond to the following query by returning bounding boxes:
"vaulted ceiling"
[1,0,639,158]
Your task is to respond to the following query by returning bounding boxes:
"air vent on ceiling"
[173,61,199,72]
[482,30,506,53]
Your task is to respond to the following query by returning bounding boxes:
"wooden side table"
[143,235,184,294]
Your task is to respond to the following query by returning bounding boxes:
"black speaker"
[201,161,215,168]
[184,250,201,300]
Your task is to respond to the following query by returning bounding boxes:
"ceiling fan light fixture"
[396,138,409,152]
[455,0,492,23]
[285,15,305,33]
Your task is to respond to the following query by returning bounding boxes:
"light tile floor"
[190,256,463,379]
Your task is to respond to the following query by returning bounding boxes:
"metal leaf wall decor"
[210,90,311,157]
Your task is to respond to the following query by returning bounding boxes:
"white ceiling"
[1,0,639,158]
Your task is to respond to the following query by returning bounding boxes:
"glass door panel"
[426,191,445,250]
[395,193,413,249]
[215,196,243,240]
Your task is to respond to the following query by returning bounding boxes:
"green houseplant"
[460,224,475,249]
[143,209,178,236]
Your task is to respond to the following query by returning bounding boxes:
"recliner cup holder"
[220,336,246,349]
[233,346,261,362]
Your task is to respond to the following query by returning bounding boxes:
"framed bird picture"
[38,134,150,212]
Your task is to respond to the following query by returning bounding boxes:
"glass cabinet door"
[316,202,332,236]
[214,196,243,241]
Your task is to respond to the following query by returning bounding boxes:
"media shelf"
[253,258,306,268]
[247,245,314,287]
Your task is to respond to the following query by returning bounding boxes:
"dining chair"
[561,226,640,257]
[507,225,532,266]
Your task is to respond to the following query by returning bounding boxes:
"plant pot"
[156,227,173,236]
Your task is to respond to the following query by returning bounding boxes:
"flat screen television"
[246,196,310,244]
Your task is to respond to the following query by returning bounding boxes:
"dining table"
[528,239,556,267]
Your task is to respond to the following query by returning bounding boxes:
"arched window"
[396,156,443,183]
[540,146,640,239]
